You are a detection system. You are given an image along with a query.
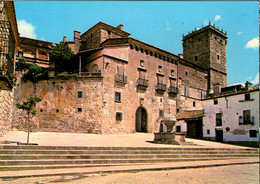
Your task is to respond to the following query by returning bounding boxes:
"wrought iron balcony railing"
[115,74,127,84]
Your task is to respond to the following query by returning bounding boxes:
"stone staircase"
[0,145,258,172]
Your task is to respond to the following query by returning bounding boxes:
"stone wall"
[13,76,104,133]
[0,89,13,136]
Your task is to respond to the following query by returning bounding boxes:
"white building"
[202,82,259,147]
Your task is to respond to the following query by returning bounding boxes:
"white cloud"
[237,32,242,36]
[245,37,259,49]
[250,72,259,85]
[215,15,221,21]
[18,19,37,39]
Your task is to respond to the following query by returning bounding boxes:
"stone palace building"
[1,2,233,137]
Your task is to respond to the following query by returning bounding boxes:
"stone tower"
[182,24,227,94]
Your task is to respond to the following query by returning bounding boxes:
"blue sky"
[14,1,259,86]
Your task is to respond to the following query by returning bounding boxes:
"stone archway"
[135,106,148,132]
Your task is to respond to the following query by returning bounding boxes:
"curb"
[0,161,258,179]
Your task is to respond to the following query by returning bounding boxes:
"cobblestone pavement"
[1,164,258,184]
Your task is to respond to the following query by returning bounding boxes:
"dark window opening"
[140,48,144,53]
[193,101,196,107]
[194,55,199,61]
[185,71,188,76]
[216,113,222,126]
[140,60,144,67]
[116,112,123,121]
[217,54,220,60]
[245,93,250,101]
[150,51,153,56]
[56,109,59,113]
[135,46,139,51]
[108,30,111,34]
[249,130,257,138]
[214,99,218,105]
[115,92,121,102]
[78,108,82,112]
[207,129,210,134]
[171,70,174,76]
[78,91,83,98]
[145,49,148,55]
[130,44,134,49]
[40,109,43,112]
[176,126,181,132]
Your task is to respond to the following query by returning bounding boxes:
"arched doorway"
[136,106,148,132]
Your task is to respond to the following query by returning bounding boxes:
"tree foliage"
[16,96,42,144]
[49,44,75,73]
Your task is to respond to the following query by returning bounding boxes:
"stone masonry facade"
[0,5,229,135]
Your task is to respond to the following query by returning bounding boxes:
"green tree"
[16,96,42,145]
[49,44,75,73]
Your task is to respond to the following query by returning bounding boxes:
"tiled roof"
[176,110,204,120]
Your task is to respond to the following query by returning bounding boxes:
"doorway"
[215,129,223,142]
[136,106,147,132]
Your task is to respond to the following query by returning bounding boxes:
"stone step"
[0,153,258,160]
[0,145,258,152]
[0,149,258,155]
[0,157,238,166]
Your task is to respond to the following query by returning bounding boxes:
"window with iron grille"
[243,110,251,124]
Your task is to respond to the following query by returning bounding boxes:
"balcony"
[156,83,166,94]
[168,86,178,96]
[115,74,127,84]
[137,78,149,90]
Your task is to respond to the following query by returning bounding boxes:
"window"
[159,110,164,117]
[78,108,82,112]
[176,126,181,132]
[40,109,43,112]
[214,99,218,105]
[184,86,189,96]
[108,30,111,34]
[115,92,121,102]
[56,109,59,113]
[243,110,251,124]
[185,71,189,76]
[194,55,199,61]
[249,130,257,138]
[78,91,83,98]
[130,44,134,49]
[193,101,196,107]
[171,70,174,76]
[150,51,153,56]
[135,46,139,51]
[140,60,144,67]
[140,48,144,53]
[116,112,123,121]
[158,65,162,73]
[217,54,220,61]
[216,113,222,126]
[245,93,250,101]
[207,129,210,134]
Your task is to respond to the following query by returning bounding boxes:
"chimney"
[63,36,67,42]
[74,30,81,41]
[245,81,252,90]
[116,24,123,30]
[178,53,183,59]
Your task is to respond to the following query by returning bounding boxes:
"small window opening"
[108,30,111,34]
[194,55,199,61]
[214,99,218,105]
[115,92,121,102]
[207,129,210,134]
[78,91,83,98]
[78,108,82,112]
[159,110,164,117]
[245,93,250,101]
[193,101,196,107]
[56,109,59,113]
[140,60,144,67]
[116,112,123,121]
[158,65,162,72]
[249,130,257,138]
[171,70,174,76]
[176,126,181,132]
